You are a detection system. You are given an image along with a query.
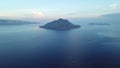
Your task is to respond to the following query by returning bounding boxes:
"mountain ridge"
[0,19,37,25]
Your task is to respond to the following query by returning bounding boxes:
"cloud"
[110,3,118,10]
[32,11,44,18]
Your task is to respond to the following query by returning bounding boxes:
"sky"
[0,0,120,20]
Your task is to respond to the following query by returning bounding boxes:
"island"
[39,18,80,30]
[88,23,110,25]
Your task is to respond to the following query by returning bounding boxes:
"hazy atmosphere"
[0,0,120,21]
[0,0,120,68]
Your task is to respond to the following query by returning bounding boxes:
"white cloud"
[32,11,44,18]
[110,3,118,10]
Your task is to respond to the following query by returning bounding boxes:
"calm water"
[0,23,120,68]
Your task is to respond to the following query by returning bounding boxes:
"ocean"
[0,23,120,68]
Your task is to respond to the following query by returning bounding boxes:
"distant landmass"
[40,18,80,30]
[102,13,120,18]
[88,23,110,25]
[86,13,120,25]
[0,19,36,25]
[70,13,120,25]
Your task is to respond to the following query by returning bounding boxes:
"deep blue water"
[0,23,120,68]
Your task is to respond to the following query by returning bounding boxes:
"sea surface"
[0,23,120,68]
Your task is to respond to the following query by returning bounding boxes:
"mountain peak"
[40,18,80,30]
